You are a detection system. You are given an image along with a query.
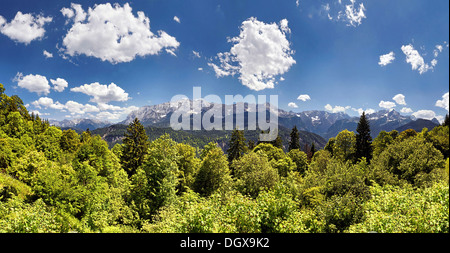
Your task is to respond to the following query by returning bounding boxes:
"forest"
[0,83,448,233]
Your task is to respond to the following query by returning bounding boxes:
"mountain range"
[50,100,440,149]
[118,100,439,138]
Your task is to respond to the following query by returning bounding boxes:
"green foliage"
[143,134,180,215]
[287,149,308,175]
[355,112,372,162]
[0,85,448,234]
[333,130,356,161]
[60,129,81,153]
[194,143,232,197]
[371,135,445,187]
[253,143,295,177]
[348,182,449,233]
[288,126,300,151]
[175,143,200,193]
[121,118,150,177]
[227,128,247,165]
[233,152,279,198]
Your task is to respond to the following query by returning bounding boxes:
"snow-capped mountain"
[50,118,111,131]
[120,101,440,140]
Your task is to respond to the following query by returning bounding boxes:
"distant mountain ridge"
[119,101,440,139]
[50,118,111,131]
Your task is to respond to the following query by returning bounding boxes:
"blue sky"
[0,0,448,122]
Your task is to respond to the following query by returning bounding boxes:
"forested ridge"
[0,83,448,233]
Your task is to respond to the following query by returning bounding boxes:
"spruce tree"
[227,128,247,165]
[355,112,372,162]
[121,118,150,177]
[443,114,449,127]
[289,125,300,151]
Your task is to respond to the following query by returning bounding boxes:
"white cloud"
[323,0,366,27]
[209,17,296,91]
[198,67,203,71]
[43,50,53,58]
[61,3,180,64]
[64,100,99,115]
[173,16,180,23]
[352,107,375,116]
[379,100,396,109]
[401,44,433,74]
[70,82,129,104]
[435,92,449,111]
[50,78,68,92]
[325,104,350,113]
[32,97,55,109]
[378,52,395,66]
[288,102,298,108]
[0,11,52,45]
[342,0,366,27]
[296,0,300,7]
[412,110,440,121]
[14,73,50,95]
[400,107,413,114]
[297,94,311,101]
[392,94,406,105]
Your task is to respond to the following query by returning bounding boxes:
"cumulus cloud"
[209,17,296,91]
[288,102,298,108]
[0,11,52,44]
[173,16,180,23]
[412,110,441,122]
[378,52,395,66]
[60,3,180,64]
[297,94,311,102]
[378,100,396,109]
[401,44,433,74]
[70,82,129,104]
[14,73,50,95]
[352,107,376,116]
[435,92,449,111]
[50,78,68,92]
[31,96,137,121]
[392,94,406,105]
[400,107,413,114]
[324,104,351,113]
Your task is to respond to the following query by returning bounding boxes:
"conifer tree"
[121,118,150,177]
[289,125,300,151]
[355,112,372,162]
[443,114,449,127]
[227,128,247,165]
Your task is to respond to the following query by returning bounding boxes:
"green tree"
[60,129,81,153]
[227,128,247,165]
[333,130,356,161]
[233,152,279,198]
[175,143,200,193]
[253,143,295,177]
[143,134,180,215]
[288,126,300,151]
[371,136,445,186]
[443,114,449,127]
[287,149,308,175]
[121,118,150,177]
[194,142,231,196]
[355,112,372,162]
[372,130,394,158]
